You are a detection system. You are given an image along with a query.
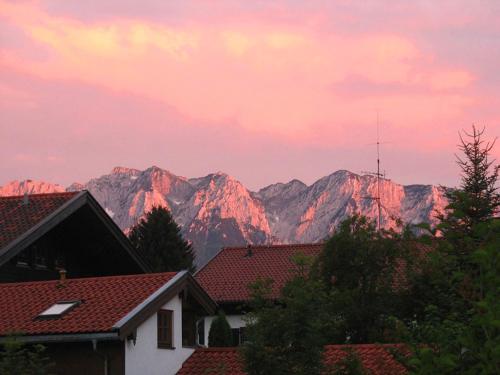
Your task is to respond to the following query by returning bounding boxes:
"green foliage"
[243,255,330,375]
[128,206,195,272]
[314,215,408,343]
[407,126,500,374]
[241,126,499,375]
[0,337,53,375]
[442,126,499,233]
[208,311,233,347]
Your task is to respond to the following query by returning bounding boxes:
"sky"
[1,0,499,191]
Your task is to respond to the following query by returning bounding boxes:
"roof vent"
[22,192,29,205]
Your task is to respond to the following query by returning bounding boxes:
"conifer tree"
[208,311,233,347]
[408,126,499,374]
[128,206,195,272]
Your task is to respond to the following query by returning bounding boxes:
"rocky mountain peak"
[0,180,65,196]
[0,167,448,266]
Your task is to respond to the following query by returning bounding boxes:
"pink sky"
[1,0,499,190]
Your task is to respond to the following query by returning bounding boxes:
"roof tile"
[0,272,176,336]
[195,244,323,303]
[0,192,78,250]
[177,344,408,375]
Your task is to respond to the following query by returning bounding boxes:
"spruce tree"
[128,206,195,273]
[438,125,499,260]
[408,126,499,374]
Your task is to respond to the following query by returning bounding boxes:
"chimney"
[245,244,253,257]
[58,269,67,287]
[22,192,29,205]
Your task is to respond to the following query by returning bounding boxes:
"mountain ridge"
[0,166,447,265]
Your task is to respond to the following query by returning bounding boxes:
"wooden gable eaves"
[0,191,88,266]
[113,271,217,340]
[0,190,152,273]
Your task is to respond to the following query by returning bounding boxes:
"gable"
[0,191,150,278]
[0,192,78,250]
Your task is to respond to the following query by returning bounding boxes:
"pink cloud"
[0,0,498,189]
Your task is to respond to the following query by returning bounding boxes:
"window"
[38,301,79,318]
[231,327,247,346]
[158,309,173,349]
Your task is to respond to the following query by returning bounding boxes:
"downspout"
[92,339,108,375]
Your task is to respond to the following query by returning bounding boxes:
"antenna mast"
[376,112,381,232]
[361,111,384,232]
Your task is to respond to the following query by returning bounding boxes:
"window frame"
[37,300,80,319]
[157,309,174,349]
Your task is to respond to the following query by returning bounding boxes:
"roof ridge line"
[0,271,178,288]
[222,242,324,250]
[0,192,78,199]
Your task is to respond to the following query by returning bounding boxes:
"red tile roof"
[195,243,324,303]
[0,272,176,336]
[0,192,79,250]
[177,348,246,375]
[177,344,408,375]
[323,344,408,374]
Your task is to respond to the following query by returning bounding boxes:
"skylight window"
[38,301,79,318]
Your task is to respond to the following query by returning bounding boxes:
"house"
[0,191,150,282]
[195,243,324,346]
[177,344,409,374]
[0,270,217,375]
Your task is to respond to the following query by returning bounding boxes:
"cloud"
[0,0,497,188]
[1,1,477,138]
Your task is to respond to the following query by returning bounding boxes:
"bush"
[208,311,233,347]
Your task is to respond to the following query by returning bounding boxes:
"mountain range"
[0,167,448,265]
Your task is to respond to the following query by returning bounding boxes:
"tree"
[208,311,233,347]
[437,125,499,268]
[443,125,499,233]
[313,215,409,344]
[128,206,195,272]
[243,254,331,375]
[0,337,53,375]
[408,126,499,374]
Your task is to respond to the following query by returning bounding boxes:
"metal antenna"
[361,110,385,232]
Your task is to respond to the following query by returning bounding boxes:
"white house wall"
[203,314,246,346]
[125,296,194,375]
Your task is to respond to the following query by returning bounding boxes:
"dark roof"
[0,192,77,250]
[195,243,323,303]
[177,344,408,375]
[0,191,150,272]
[0,272,176,337]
